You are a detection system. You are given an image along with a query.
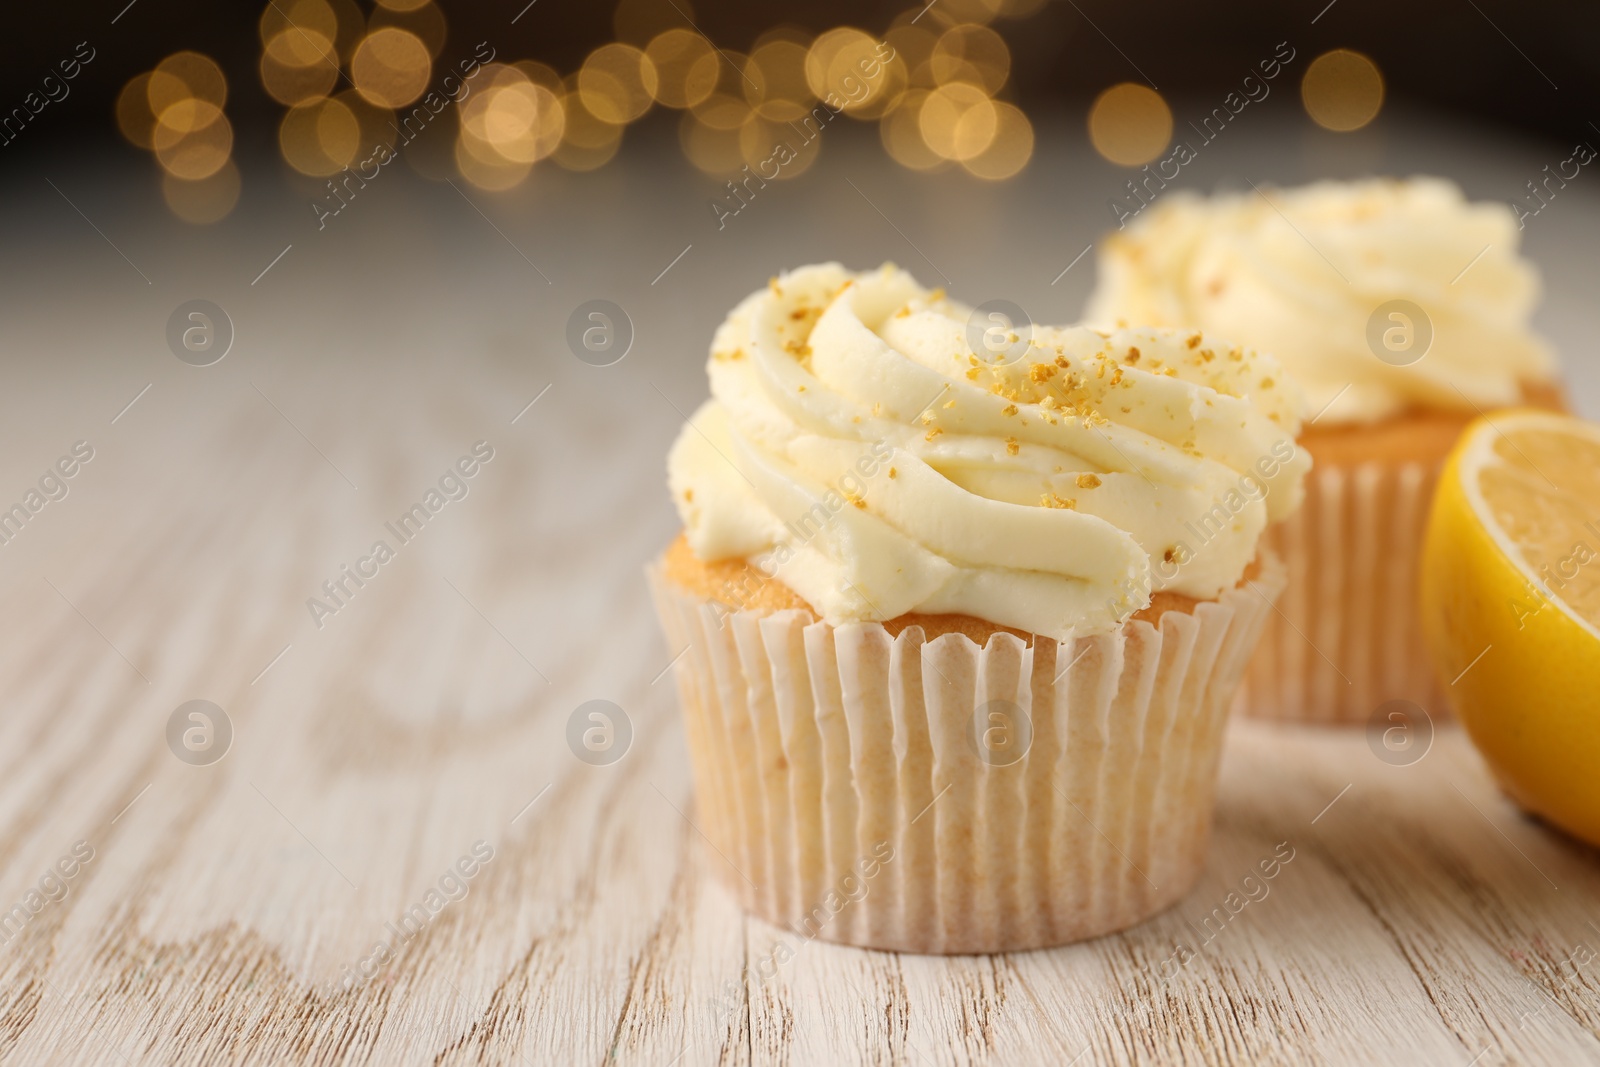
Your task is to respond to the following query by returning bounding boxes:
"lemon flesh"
[1421,409,1600,845]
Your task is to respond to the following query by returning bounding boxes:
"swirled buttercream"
[1085,177,1557,425]
[668,263,1309,639]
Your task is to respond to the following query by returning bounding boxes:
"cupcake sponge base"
[650,550,1282,954]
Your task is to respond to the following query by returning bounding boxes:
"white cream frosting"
[1085,177,1557,425]
[669,263,1309,639]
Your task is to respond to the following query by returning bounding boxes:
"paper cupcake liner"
[1238,461,1446,724]
[648,552,1283,954]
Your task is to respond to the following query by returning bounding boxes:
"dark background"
[2,0,1594,164]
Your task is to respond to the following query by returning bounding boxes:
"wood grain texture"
[0,376,1597,1067]
[3,118,1599,1066]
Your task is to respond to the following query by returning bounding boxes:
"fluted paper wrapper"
[1239,461,1446,724]
[648,553,1283,954]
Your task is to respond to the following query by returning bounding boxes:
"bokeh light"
[369,0,446,59]
[279,96,361,176]
[149,52,227,115]
[460,64,565,167]
[879,90,948,172]
[116,73,159,149]
[579,43,658,124]
[614,0,692,46]
[920,81,997,162]
[646,29,719,109]
[128,0,1060,222]
[1088,82,1172,166]
[930,24,1009,94]
[556,74,624,171]
[163,159,242,224]
[350,27,432,109]
[154,101,233,180]
[961,99,1031,179]
[259,0,342,51]
[260,28,340,105]
[805,28,887,115]
[743,35,815,122]
[1302,49,1385,132]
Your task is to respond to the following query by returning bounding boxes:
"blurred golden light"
[679,111,745,176]
[279,96,360,175]
[579,43,658,124]
[259,0,340,49]
[513,60,564,96]
[351,28,431,108]
[993,0,1047,14]
[1301,49,1384,132]
[885,19,937,79]
[373,0,429,11]
[930,24,1009,94]
[163,159,241,224]
[645,29,718,109]
[460,65,564,166]
[879,90,948,171]
[743,36,814,123]
[149,51,227,118]
[555,78,623,171]
[368,0,446,59]
[453,135,532,191]
[614,0,692,45]
[805,27,886,113]
[921,0,1000,27]
[739,115,819,179]
[154,102,233,180]
[261,28,340,105]
[116,73,158,149]
[961,100,1032,179]
[919,81,997,161]
[1088,82,1171,166]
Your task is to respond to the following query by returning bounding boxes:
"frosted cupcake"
[1085,178,1563,724]
[651,263,1309,953]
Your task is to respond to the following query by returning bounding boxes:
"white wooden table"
[1,114,1597,1065]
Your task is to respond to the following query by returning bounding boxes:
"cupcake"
[1085,178,1563,724]
[651,263,1309,953]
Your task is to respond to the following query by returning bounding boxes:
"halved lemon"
[1422,409,1600,845]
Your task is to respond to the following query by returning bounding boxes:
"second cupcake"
[1086,177,1563,724]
